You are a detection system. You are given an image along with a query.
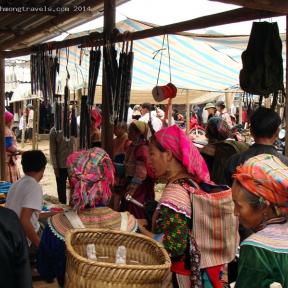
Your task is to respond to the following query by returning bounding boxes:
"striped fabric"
[48,207,138,241]
[191,187,239,269]
[241,222,288,254]
[157,183,192,219]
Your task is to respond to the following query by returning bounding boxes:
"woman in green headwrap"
[114,121,156,218]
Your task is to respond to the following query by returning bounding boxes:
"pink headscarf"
[5,111,13,123]
[91,108,102,127]
[154,124,210,182]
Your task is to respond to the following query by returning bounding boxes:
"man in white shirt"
[5,150,55,255]
[138,102,163,136]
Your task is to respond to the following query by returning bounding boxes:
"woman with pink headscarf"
[90,107,102,148]
[5,111,25,182]
[232,154,288,288]
[138,124,225,288]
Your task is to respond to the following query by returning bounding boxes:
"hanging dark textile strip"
[79,95,88,150]
[123,42,134,124]
[63,80,70,140]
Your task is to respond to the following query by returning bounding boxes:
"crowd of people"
[1,101,288,288]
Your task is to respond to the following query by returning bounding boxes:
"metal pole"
[0,57,5,180]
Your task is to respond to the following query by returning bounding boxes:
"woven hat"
[204,103,216,110]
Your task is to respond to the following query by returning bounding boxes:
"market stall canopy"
[57,18,246,104]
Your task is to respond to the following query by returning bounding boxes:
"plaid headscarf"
[233,154,288,215]
[154,124,210,182]
[206,116,230,141]
[133,121,149,140]
[91,108,102,127]
[66,147,115,211]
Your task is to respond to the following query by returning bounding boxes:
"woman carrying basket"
[138,125,237,288]
[37,147,138,287]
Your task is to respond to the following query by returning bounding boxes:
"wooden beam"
[208,0,288,14]
[81,7,282,47]
[0,0,104,50]
[1,7,283,57]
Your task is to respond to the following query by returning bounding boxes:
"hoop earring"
[262,214,267,228]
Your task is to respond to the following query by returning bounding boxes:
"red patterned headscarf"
[233,154,288,215]
[154,124,210,182]
[91,108,102,127]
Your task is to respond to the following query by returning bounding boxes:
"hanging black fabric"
[79,95,88,150]
[239,22,284,109]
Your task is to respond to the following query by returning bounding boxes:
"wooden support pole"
[0,57,5,180]
[1,7,283,58]
[285,15,288,157]
[101,0,115,159]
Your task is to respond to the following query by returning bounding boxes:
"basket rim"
[65,228,171,270]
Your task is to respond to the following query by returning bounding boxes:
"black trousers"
[55,168,69,204]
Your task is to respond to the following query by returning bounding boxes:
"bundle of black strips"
[79,95,88,150]
[115,40,134,125]
[63,80,70,140]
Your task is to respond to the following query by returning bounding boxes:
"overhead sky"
[61,0,286,36]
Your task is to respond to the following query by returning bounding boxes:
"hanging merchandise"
[30,44,55,105]
[103,29,118,123]
[151,34,177,127]
[114,44,126,124]
[70,92,78,138]
[54,95,62,131]
[51,48,59,104]
[114,36,134,125]
[123,41,134,125]
[79,95,88,150]
[239,22,285,110]
[63,48,70,140]
[87,47,101,106]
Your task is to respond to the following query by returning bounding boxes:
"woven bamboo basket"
[65,228,171,288]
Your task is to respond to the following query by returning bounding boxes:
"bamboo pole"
[0,57,5,180]
[1,8,283,58]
